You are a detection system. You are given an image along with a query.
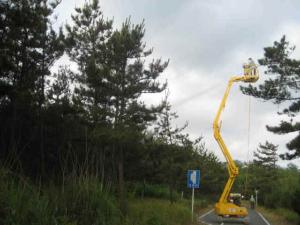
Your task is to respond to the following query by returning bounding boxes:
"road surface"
[199,208,271,225]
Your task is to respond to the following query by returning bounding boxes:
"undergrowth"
[0,169,120,225]
[0,168,207,225]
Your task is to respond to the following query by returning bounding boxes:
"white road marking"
[257,212,271,225]
[199,209,214,219]
[198,209,214,225]
[200,221,213,225]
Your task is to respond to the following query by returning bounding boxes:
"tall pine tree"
[0,0,64,176]
[241,36,300,160]
[65,0,115,183]
[65,1,168,215]
[154,91,189,203]
[107,18,168,215]
[65,0,113,125]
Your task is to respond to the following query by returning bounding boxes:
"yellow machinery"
[213,59,259,218]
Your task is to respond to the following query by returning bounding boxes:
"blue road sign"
[187,170,200,188]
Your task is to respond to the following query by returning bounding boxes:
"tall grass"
[0,168,208,225]
[126,198,191,225]
[0,169,120,225]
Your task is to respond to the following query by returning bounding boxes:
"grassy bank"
[0,169,121,225]
[127,197,211,225]
[0,168,209,225]
[127,198,191,225]
[258,206,300,225]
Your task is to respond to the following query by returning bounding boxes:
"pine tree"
[0,0,64,176]
[66,3,168,214]
[65,0,113,125]
[155,91,189,146]
[65,0,116,184]
[250,141,279,206]
[241,36,300,160]
[253,141,278,168]
[107,18,168,214]
[154,91,189,203]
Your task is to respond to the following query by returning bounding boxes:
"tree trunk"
[10,100,17,154]
[169,183,174,204]
[40,118,45,177]
[118,145,127,216]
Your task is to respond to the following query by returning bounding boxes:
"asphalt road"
[199,208,271,225]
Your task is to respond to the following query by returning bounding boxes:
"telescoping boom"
[213,59,259,218]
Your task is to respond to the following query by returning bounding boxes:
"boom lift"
[213,59,259,219]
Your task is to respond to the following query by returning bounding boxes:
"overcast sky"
[53,0,300,167]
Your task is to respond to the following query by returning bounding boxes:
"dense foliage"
[0,0,225,219]
[235,142,300,215]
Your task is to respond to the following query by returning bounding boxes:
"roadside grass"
[0,168,211,225]
[258,206,300,225]
[127,198,191,225]
[0,168,121,225]
[126,198,210,225]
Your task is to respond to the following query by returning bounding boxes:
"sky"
[53,0,300,167]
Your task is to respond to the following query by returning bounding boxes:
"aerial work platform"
[212,59,259,222]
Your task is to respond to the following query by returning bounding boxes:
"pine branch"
[267,121,300,134]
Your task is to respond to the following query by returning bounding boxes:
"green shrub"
[275,208,300,224]
[129,183,180,201]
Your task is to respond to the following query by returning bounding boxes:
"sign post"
[187,170,200,222]
[191,187,194,220]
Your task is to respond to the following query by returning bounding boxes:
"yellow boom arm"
[213,59,259,207]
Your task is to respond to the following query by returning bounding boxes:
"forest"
[0,1,299,225]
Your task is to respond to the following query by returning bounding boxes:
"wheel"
[217,216,223,223]
[242,216,250,224]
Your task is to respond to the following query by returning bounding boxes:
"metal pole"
[192,188,194,221]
